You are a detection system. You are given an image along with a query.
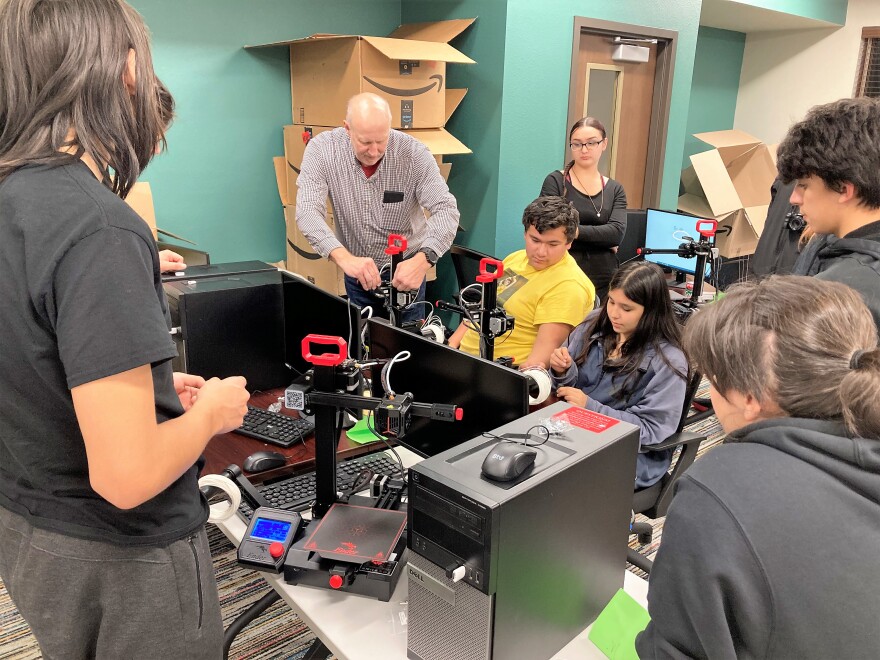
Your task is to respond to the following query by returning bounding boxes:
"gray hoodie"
[637,417,880,659]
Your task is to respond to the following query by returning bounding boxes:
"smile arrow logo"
[362,73,444,96]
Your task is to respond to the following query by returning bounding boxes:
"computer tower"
[406,401,640,660]
[618,208,647,264]
[164,269,292,392]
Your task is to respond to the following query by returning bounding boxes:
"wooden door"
[573,35,658,209]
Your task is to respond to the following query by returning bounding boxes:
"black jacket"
[748,179,803,277]
[636,417,880,659]
[792,220,880,330]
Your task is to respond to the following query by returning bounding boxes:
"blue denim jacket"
[552,313,688,487]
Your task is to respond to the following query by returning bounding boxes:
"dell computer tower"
[406,401,640,660]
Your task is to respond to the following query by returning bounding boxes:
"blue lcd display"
[644,208,711,277]
[251,518,292,542]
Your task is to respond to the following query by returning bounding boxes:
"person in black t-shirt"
[0,1,249,657]
[540,116,628,301]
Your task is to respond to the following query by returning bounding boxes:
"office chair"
[450,243,496,296]
[627,370,707,574]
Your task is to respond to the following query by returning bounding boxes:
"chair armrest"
[649,431,706,452]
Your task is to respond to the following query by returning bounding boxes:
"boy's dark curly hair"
[521,196,578,242]
[777,97,880,209]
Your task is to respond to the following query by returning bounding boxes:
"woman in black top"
[541,117,628,301]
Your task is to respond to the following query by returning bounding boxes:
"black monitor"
[282,275,363,377]
[644,208,710,277]
[366,318,530,457]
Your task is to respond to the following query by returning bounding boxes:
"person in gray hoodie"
[779,97,880,329]
[636,275,880,659]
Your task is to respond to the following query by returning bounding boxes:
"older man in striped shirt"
[296,93,459,320]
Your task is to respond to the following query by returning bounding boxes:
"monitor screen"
[643,208,711,276]
[366,319,530,457]
[282,275,362,377]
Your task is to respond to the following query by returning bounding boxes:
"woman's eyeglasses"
[569,140,604,151]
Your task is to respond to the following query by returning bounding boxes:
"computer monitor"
[282,275,363,377]
[366,318,530,457]
[644,208,711,277]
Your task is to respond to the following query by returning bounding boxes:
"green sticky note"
[588,589,651,660]
[346,417,380,445]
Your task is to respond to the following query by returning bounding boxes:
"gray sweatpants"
[0,505,223,659]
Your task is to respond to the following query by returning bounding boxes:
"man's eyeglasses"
[570,139,605,151]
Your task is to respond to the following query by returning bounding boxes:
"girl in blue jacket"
[551,261,688,487]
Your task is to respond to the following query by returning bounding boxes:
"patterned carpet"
[0,394,724,659]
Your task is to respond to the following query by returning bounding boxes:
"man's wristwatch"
[418,247,439,266]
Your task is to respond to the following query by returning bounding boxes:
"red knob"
[269,542,284,559]
[329,575,344,589]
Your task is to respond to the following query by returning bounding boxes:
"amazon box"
[677,130,776,258]
[248,19,476,129]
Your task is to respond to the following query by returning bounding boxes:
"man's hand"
[330,248,381,290]
[549,347,573,375]
[392,252,431,291]
[556,386,587,408]
[159,249,186,273]
[173,372,205,411]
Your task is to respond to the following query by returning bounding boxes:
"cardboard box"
[678,130,777,258]
[248,19,476,129]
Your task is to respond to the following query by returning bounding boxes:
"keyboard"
[237,405,315,448]
[238,451,403,520]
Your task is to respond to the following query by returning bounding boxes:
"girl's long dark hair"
[561,116,606,197]
[0,0,169,198]
[575,261,686,398]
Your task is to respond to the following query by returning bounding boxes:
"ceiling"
[700,0,842,33]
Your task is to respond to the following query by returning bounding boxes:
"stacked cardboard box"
[678,130,777,258]
[252,19,476,294]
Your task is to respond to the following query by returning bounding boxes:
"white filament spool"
[198,474,242,523]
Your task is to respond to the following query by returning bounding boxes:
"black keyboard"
[238,452,403,520]
[237,405,315,448]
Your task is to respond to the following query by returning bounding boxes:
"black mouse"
[243,450,287,473]
[481,442,537,482]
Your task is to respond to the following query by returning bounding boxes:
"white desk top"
[214,448,649,660]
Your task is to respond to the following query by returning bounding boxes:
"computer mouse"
[243,450,287,473]
[480,442,537,482]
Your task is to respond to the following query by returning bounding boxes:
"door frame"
[568,17,677,209]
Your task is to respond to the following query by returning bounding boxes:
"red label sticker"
[553,406,620,433]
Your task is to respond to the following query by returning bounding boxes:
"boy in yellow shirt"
[449,196,595,368]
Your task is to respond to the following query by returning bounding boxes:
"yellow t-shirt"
[459,250,595,364]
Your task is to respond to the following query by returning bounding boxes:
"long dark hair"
[575,261,686,398]
[561,116,606,197]
[0,0,169,198]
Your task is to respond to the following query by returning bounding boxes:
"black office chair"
[450,243,498,308]
[627,370,707,574]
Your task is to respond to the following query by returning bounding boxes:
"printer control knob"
[269,542,284,559]
[329,575,344,589]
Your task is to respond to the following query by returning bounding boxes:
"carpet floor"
[0,398,725,659]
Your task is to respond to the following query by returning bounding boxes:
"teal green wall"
[682,26,746,170]
[129,0,401,262]
[737,0,847,24]
[494,0,702,257]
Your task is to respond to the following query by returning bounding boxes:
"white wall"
[734,0,880,144]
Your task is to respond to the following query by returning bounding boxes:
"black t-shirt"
[0,160,208,546]
[541,170,628,296]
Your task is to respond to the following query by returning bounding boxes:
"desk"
[202,390,383,482]
[213,448,649,660]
